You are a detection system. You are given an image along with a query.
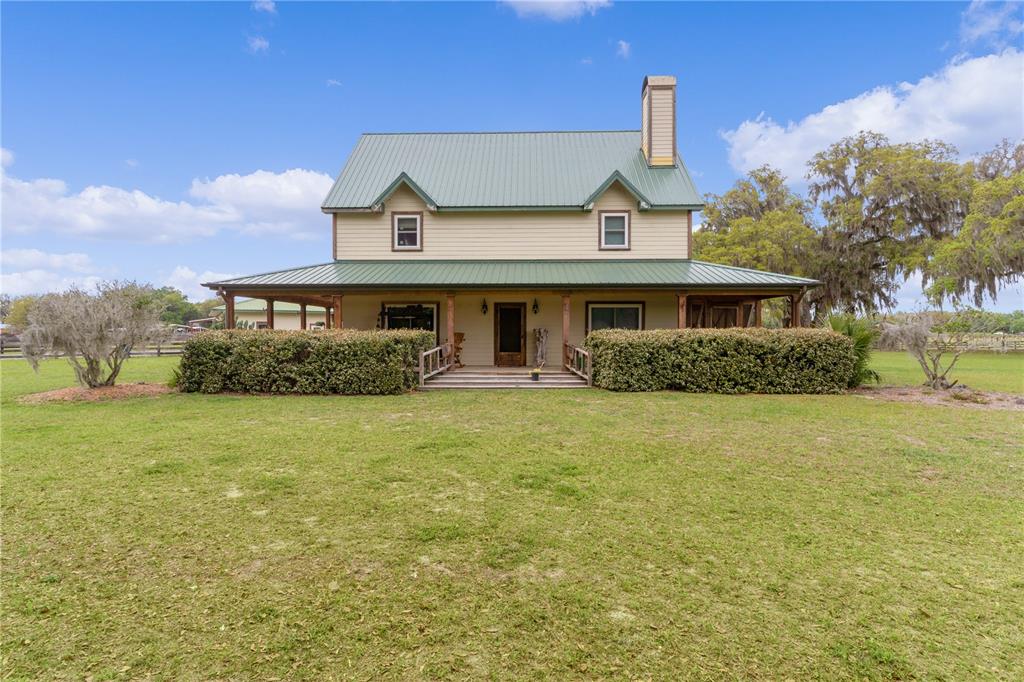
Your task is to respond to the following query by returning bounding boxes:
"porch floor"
[422,365,589,390]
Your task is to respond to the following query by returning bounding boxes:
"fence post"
[418,350,425,388]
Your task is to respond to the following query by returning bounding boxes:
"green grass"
[871,350,1024,393]
[3,357,1023,680]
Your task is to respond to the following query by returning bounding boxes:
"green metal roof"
[322,132,703,210]
[205,260,817,291]
[212,298,326,313]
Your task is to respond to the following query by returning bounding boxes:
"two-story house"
[205,76,815,374]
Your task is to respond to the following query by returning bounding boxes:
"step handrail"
[564,343,592,386]
[418,343,453,387]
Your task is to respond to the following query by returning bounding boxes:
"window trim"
[585,301,645,334]
[392,212,423,251]
[598,210,631,250]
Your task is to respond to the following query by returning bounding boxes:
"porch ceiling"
[204,259,818,293]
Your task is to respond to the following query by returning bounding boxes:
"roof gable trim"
[369,173,438,211]
[583,172,652,211]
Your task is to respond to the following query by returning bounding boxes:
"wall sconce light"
[532,299,540,315]
[481,299,488,315]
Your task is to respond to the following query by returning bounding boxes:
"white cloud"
[616,39,630,59]
[500,1,611,21]
[1,249,94,273]
[0,269,102,297]
[722,49,1024,180]
[326,79,342,87]
[1,148,14,168]
[247,35,270,53]
[164,266,240,302]
[960,1,1023,48]
[1,166,334,243]
[124,158,139,168]
[251,0,276,13]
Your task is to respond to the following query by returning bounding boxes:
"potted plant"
[530,367,542,382]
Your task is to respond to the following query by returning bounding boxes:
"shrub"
[824,313,881,387]
[585,328,856,394]
[178,329,436,395]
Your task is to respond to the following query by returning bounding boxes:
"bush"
[178,329,436,395]
[585,328,856,394]
[824,313,881,387]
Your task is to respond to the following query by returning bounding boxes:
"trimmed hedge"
[178,329,436,395]
[585,328,857,393]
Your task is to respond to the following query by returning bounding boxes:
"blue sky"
[2,1,1022,310]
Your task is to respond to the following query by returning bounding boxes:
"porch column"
[790,292,803,328]
[562,293,571,366]
[446,293,455,346]
[676,293,688,329]
[299,303,307,330]
[266,298,275,329]
[333,295,343,329]
[755,300,763,327]
[224,294,235,329]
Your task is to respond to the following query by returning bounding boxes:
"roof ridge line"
[360,130,641,136]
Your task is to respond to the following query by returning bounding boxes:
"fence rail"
[0,339,189,359]
[418,343,453,387]
[877,333,1024,353]
[564,344,592,386]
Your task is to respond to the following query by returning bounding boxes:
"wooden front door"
[494,303,526,366]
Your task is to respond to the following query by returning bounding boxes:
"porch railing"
[418,343,453,387]
[564,344,592,386]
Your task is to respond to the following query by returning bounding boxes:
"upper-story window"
[392,213,422,251]
[599,211,630,250]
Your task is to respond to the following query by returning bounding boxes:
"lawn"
[871,350,1024,393]
[2,357,1022,680]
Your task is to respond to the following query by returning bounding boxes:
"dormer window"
[599,211,630,250]
[392,212,422,251]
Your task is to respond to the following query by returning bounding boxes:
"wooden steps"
[422,369,589,390]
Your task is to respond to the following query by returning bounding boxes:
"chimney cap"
[642,75,676,93]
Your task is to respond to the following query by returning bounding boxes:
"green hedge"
[178,329,436,395]
[585,328,857,393]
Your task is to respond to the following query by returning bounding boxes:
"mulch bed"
[18,382,173,404]
[852,385,1024,411]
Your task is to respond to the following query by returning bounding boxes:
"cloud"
[251,0,276,13]
[247,35,270,53]
[1,166,334,243]
[0,269,102,297]
[326,79,342,87]
[579,57,592,65]
[722,49,1024,180]
[1,148,13,168]
[124,158,139,169]
[1,249,95,273]
[500,1,611,21]
[164,266,240,302]
[616,39,630,59]
[960,1,1023,48]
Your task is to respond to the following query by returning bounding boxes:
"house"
[212,298,327,330]
[205,76,816,374]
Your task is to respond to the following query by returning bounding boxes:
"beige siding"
[234,311,328,330]
[649,87,674,164]
[334,183,690,260]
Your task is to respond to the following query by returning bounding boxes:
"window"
[600,211,630,249]
[382,303,437,337]
[587,303,643,332]
[392,213,422,250]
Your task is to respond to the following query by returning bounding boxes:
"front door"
[494,303,526,366]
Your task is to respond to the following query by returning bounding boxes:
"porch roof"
[204,259,817,292]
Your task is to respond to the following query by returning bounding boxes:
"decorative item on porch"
[530,367,541,381]
[533,328,548,368]
[452,332,465,368]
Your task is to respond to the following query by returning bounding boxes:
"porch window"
[382,303,437,334]
[587,303,643,332]
[599,212,630,249]
[392,213,422,250]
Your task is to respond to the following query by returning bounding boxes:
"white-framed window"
[392,213,422,250]
[587,302,643,332]
[599,211,630,249]
[382,303,438,335]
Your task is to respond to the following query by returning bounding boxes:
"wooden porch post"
[446,293,455,347]
[266,298,275,329]
[299,303,307,330]
[676,293,688,329]
[755,300,763,327]
[790,293,803,328]
[224,294,235,329]
[333,295,343,329]
[562,293,571,366]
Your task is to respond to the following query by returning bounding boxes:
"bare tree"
[21,282,165,388]
[881,312,970,390]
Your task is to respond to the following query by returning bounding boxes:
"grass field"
[871,350,1024,393]
[3,356,1023,680]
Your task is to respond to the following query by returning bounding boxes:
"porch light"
[481,299,488,315]
[532,299,539,315]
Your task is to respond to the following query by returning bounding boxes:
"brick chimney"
[641,76,676,167]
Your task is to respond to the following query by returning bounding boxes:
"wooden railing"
[564,344,592,386]
[418,343,453,387]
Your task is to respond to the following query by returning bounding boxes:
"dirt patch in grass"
[18,382,172,404]
[853,385,1024,411]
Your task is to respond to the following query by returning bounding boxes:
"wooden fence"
[877,333,1024,353]
[0,338,188,359]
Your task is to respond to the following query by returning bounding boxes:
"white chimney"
[641,76,676,167]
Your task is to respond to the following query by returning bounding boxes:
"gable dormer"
[641,76,676,167]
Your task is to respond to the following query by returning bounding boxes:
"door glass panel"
[499,308,522,353]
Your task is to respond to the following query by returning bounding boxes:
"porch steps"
[422,370,589,390]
